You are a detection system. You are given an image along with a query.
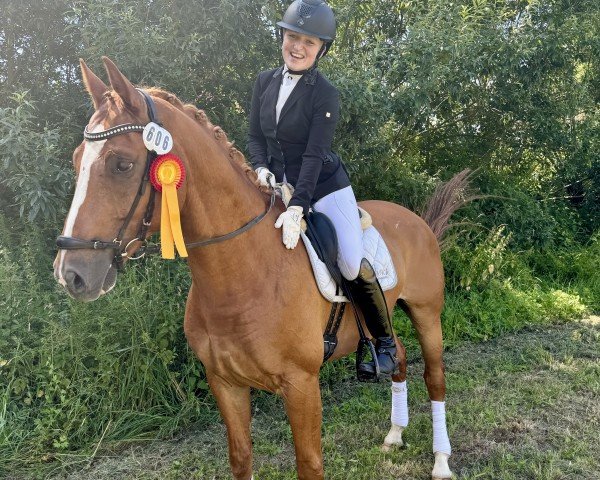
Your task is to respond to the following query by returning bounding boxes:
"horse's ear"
[80,59,109,110]
[101,56,145,114]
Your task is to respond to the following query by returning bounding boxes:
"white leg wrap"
[382,381,408,451]
[391,381,409,427]
[431,400,451,455]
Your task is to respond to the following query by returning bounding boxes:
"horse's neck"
[178,128,280,289]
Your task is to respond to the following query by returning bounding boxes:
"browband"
[83,123,145,141]
[83,89,159,142]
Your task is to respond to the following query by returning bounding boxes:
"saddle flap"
[301,224,398,304]
[304,212,343,287]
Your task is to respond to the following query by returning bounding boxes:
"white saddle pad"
[301,225,398,303]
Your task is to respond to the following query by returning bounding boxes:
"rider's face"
[281,30,323,71]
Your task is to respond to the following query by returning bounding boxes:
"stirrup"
[356,337,381,382]
[358,353,399,380]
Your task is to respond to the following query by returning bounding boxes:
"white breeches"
[313,186,363,281]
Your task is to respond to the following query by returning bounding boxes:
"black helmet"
[277,0,336,56]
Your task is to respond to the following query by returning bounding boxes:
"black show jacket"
[247,66,350,215]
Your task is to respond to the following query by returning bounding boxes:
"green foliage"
[439,231,597,347]
[327,0,600,245]
[0,0,84,116]
[444,225,513,293]
[0,221,209,474]
[70,0,280,138]
[0,93,72,222]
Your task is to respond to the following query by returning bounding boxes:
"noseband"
[57,90,276,268]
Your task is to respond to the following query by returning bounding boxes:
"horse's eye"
[116,160,134,173]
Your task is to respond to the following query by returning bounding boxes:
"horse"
[54,56,465,480]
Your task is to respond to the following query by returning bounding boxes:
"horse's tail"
[421,168,478,244]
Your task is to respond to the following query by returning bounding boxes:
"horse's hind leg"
[409,304,452,480]
[208,375,253,480]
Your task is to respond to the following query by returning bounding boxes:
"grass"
[16,316,597,480]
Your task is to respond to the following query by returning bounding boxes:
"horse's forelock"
[85,91,126,131]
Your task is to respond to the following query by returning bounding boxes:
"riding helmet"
[277,0,336,56]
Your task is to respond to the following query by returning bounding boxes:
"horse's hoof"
[432,473,453,480]
[431,452,452,479]
[382,424,404,452]
[381,442,408,453]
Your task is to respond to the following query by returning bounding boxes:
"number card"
[143,122,173,154]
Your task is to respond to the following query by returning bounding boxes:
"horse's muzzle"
[54,251,117,302]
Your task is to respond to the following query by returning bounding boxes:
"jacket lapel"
[278,75,313,124]
[261,68,283,132]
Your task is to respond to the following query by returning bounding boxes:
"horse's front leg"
[208,375,253,480]
[282,372,324,480]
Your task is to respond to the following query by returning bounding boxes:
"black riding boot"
[348,258,398,378]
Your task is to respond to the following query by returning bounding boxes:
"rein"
[185,193,276,248]
[56,90,275,266]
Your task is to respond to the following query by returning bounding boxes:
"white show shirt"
[276,68,303,124]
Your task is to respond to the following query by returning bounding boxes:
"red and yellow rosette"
[150,154,188,259]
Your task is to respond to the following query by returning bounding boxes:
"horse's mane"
[133,87,268,193]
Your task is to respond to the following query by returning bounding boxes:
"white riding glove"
[255,167,276,189]
[274,206,303,249]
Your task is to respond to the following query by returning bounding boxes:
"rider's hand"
[274,206,303,249]
[256,167,276,189]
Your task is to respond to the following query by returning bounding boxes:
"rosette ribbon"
[150,154,188,259]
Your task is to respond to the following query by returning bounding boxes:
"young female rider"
[247,0,398,377]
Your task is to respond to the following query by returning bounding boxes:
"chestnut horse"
[54,57,462,479]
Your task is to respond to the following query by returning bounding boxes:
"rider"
[247,0,398,377]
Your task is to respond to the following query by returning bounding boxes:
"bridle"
[56,89,276,269]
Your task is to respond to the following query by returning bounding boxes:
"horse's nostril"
[65,269,86,294]
[74,274,85,292]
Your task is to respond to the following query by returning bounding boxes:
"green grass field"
[21,316,597,480]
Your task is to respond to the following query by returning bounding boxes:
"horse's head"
[54,57,184,301]
[55,57,270,301]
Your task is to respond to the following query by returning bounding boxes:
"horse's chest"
[209,345,285,392]
[186,319,285,392]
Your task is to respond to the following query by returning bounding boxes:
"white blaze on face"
[56,124,106,286]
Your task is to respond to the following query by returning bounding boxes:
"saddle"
[277,184,398,372]
[278,183,397,303]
